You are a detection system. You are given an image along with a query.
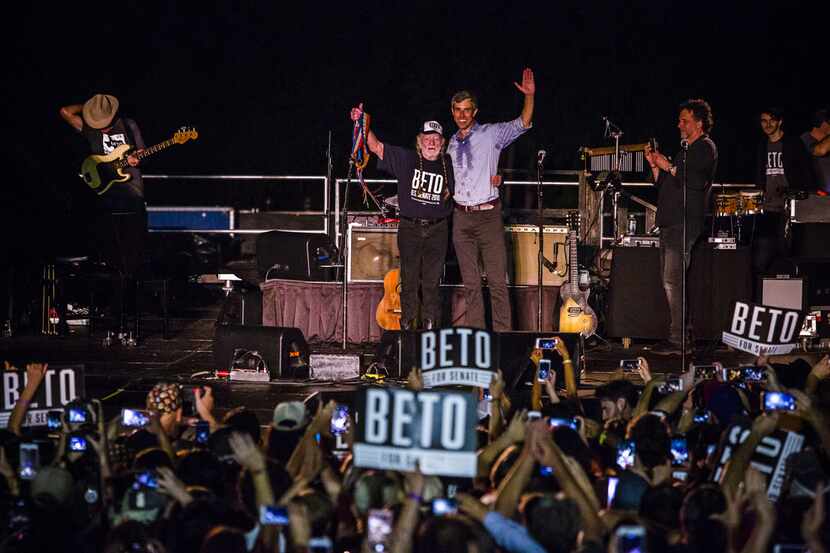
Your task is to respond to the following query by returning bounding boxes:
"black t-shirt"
[656,136,718,233]
[377,144,454,219]
[81,117,146,212]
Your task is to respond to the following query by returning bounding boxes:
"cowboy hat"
[82,93,119,129]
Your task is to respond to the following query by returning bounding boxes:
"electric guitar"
[558,212,598,337]
[79,127,198,195]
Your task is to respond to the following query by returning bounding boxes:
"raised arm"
[350,103,384,159]
[59,103,84,131]
[812,133,830,157]
[8,362,48,436]
[513,68,535,129]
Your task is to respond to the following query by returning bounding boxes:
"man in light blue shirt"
[447,68,535,331]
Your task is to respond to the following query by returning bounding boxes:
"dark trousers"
[750,211,789,277]
[397,218,449,327]
[660,224,701,343]
[452,207,511,331]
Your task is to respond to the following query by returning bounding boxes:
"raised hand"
[801,481,826,546]
[156,466,193,505]
[513,67,535,96]
[229,431,266,473]
[25,362,48,386]
[407,366,424,392]
[505,409,528,443]
[350,102,364,122]
[636,357,652,384]
[489,369,505,401]
[194,386,215,421]
[751,412,779,437]
[811,355,830,380]
[456,492,489,523]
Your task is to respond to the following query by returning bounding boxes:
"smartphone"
[67,405,88,424]
[47,410,62,430]
[772,545,808,553]
[18,443,39,480]
[673,470,688,481]
[763,391,797,412]
[619,359,639,373]
[135,470,158,489]
[693,409,712,424]
[367,509,393,552]
[670,437,689,466]
[740,366,764,382]
[308,537,334,553]
[259,505,289,525]
[537,359,551,382]
[527,410,542,421]
[614,525,647,553]
[659,377,683,393]
[693,364,718,380]
[431,498,458,516]
[330,404,350,436]
[195,420,210,444]
[69,435,87,452]
[482,389,493,401]
[121,408,150,428]
[181,386,197,417]
[539,465,555,477]
[549,417,578,431]
[616,439,636,469]
[606,476,619,508]
[535,337,558,350]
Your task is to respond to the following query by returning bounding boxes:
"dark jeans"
[750,211,789,277]
[660,224,701,343]
[452,207,511,331]
[397,217,449,327]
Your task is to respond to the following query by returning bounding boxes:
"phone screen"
[122,408,150,428]
[740,366,764,381]
[617,440,635,469]
[670,437,689,466]
[19,443,39,480]
[47,410,62,430]
[367,509,393,552]
[69,435,87,452]
[330,404,350,435]
[259,505,289,525]
[549,418,578,431]
[431,498,458,516]
[195,421,210,444]
[67,406,88,424]
[693,364,717,380]
[539,465,554,477]
[615,525,646,553]
[535,337,557,350]
[659,377,683,393]
[763,391,796,412]
[537,359,551,381]
[693,410,711,424]
[619,359,639,372]
[606,476,619,508]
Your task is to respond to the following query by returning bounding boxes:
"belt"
[400,216,444,226]
[455,199,499,212]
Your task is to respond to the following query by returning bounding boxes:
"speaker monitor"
[256,231,336,281]
[214,324,310,379]
[504,225,568,286]
[760,276,804,310]
[347,225,400,282]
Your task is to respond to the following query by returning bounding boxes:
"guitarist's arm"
[125,118,146,167]
[350,104,384,159]
[59,104,84,132]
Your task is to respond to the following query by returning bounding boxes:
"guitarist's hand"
[127,149,144,167]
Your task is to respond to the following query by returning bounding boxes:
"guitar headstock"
[566,211,581,232]
[173,126,199,144]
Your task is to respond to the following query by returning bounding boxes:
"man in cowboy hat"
[60,93,148,339]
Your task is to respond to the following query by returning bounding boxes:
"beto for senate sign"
[417,327,498,388]
[722,301,805,355]
[353,387,478,477]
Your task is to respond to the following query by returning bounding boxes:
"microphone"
[537,150,546,165]
[680,139,689,150]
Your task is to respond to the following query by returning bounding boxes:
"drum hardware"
[712,189,765,246]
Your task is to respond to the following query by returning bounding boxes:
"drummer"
[350,104,454,330]
[752,107,816,275]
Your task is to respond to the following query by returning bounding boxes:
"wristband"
[563,359,573,364]
[407,492,423,502]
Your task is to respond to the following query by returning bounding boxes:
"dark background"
[1,0,826,256]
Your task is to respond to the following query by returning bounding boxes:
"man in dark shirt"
[800,107,830,193]
[753,108,815,276]
[645,99,718,355]
[350,105,454,329]
[60,94,148,338]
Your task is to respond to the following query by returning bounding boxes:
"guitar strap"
[350,111,379,207]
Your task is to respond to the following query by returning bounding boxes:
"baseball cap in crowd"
[31,466,74,509]
[272,401,308,431]
[83,93,119,129]
[421,120,443,135]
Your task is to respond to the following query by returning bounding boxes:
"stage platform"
[0,279,815,430]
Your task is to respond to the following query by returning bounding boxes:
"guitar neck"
[569,230,578,285]
[114,138,176,168]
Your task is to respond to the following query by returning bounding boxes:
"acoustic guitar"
[558,212,598,337]
[375,268,402,330]
[79,126,198,195]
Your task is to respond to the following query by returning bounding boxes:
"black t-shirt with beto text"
[377,144,454,219]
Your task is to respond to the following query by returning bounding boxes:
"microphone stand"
[340,160,355,349]
[536,156,544,330]
[680,139,689,370]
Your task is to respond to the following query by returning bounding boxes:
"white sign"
[418,327,497,388]
[722,301,804,355]
[0,365,85,428]
[353,387,478,477]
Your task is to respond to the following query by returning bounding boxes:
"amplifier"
[790,194,830,223]
[504,225,568,286]
[619,235,660,248]
[347,224,400,282]
[760,276,804,311]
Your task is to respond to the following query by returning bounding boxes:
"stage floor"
[0,281,798,428]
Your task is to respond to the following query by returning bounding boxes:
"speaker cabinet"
[504,225,568,286]
[606,246,670,339]
[256,231,336,281]
[347,224,400,282]
[760,276,805,310]
[214,324,310,379]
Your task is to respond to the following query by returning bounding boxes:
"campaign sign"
[0,365,86,428]
[353,387,478,477]
[722,301,804,356]
[711,422,804,501]
[417,327,498,388]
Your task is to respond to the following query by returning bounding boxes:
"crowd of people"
[1,346,829,553]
